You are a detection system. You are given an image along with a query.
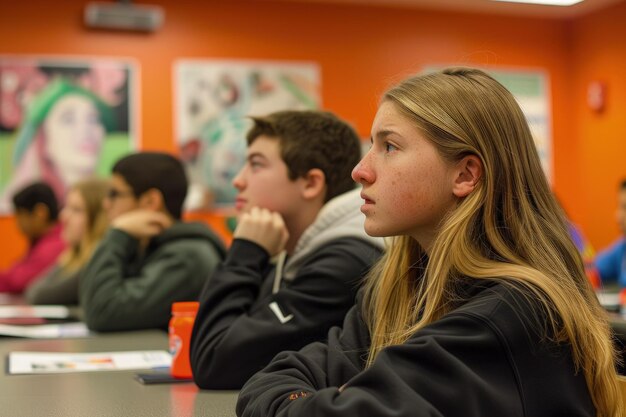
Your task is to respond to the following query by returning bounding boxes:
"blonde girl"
[26,178,109,305]
[236,68,620,417]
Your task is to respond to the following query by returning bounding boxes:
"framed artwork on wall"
[174,59,321,211]
[0,56,138,214]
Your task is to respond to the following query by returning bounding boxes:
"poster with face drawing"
[174,59,320,210]
[0,56,137,214]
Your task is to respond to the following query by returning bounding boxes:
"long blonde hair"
[58,178,109,273]
[364,67,620,416]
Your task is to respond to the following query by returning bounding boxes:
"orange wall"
[0,0,576,267]
[570,1,626,251]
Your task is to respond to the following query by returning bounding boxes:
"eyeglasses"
[106,188,135,200]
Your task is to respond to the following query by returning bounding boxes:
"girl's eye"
[385,142,397,153]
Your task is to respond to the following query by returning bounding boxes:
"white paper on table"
[596,292,620,309]
[8,350,172,374]
[0,305,70,319]
[0,322,90,338]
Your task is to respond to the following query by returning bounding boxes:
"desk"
[0,330,238,417]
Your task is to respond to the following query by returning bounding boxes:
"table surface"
[0,330,238,417]
[2,291,624,417]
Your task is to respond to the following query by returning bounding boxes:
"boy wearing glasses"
[79,152,226,331]
[190,110,384,389]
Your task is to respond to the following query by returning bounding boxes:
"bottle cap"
[171,301,199,314]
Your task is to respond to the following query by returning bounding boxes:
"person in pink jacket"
[0,182,66,293]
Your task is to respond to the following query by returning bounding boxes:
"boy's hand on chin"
[234,206,289,257]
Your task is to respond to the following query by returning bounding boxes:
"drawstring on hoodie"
[272,250,287,294]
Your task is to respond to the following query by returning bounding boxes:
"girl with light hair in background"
[0,78,114,213]
[26,177,109,305]
[237,68,621,417]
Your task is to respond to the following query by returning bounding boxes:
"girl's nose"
[102,196,111,212]
[351,157,375,185]
[59,208,68,225]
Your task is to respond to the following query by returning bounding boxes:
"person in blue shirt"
[594,179,626,288]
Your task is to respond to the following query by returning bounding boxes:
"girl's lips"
[359,193,375,214]
[360,193,375,204]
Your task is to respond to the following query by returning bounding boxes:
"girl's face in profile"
[352,101,458,251]
[43,94,105,185]
[60,189,88,246]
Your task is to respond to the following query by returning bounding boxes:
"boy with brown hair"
[190,110,384,389]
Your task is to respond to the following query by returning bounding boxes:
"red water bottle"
[169,301,199,379]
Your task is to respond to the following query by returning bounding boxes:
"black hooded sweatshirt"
[237,281,596,417]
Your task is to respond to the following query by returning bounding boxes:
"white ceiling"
[258,0,625,18]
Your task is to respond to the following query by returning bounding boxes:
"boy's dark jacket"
[190,188,385,389]
[80,221,226,332]
[237,281,596,417]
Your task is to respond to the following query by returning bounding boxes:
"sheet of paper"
[8,350,172,374]
[0,305,70,319]
[0,322,89,338]
[597,291,620,309]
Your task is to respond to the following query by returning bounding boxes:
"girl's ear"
[452,155,482,198]
[300,168,327,201]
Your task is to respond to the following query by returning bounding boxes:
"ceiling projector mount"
[84,0,164,32]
